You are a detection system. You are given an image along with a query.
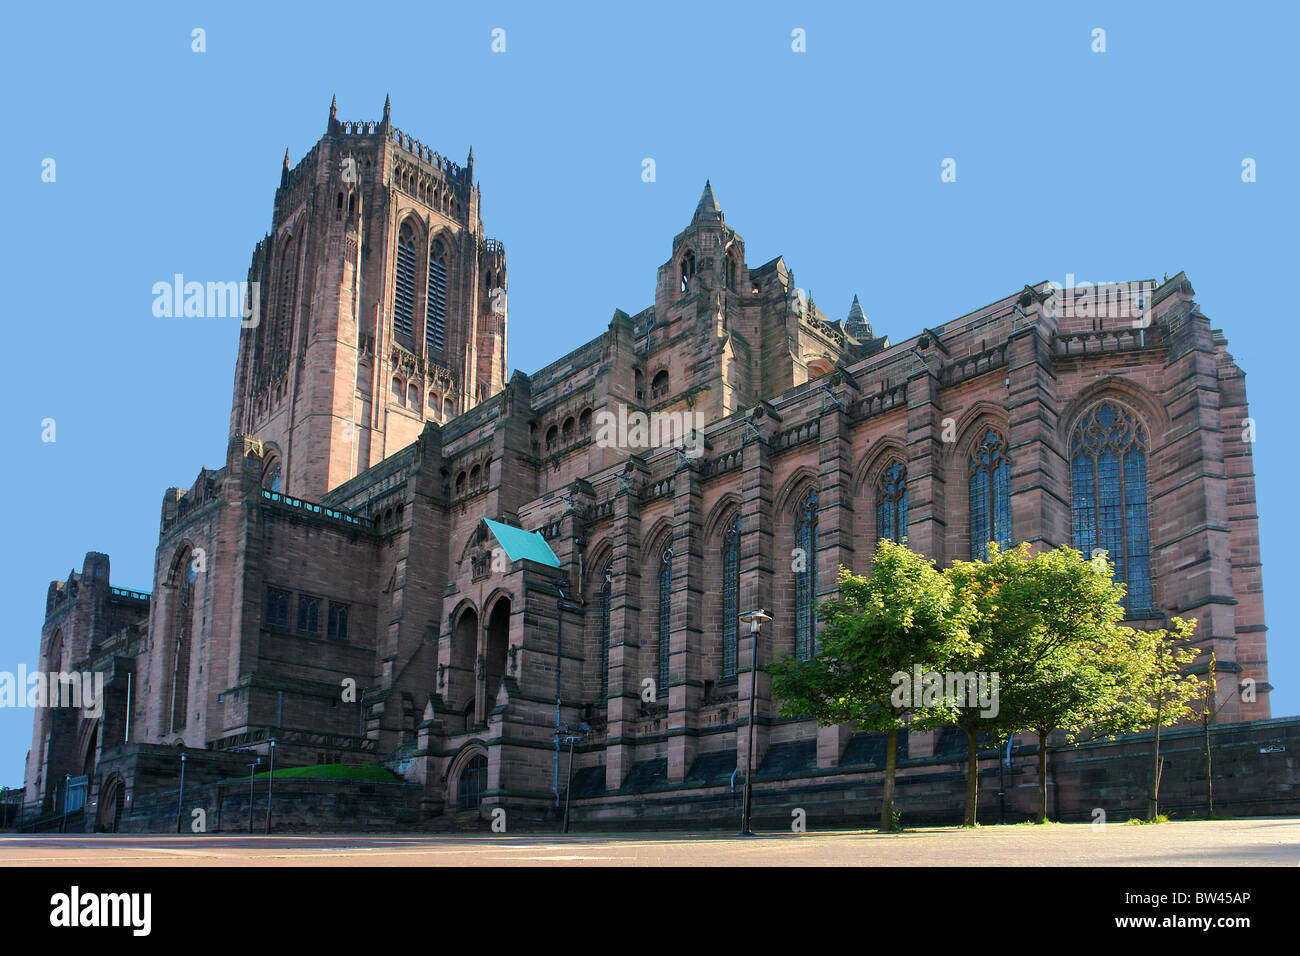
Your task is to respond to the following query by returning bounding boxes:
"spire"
[329,94,337,120]
[692,180,722,223]
[845,294,872,339]
[280,147,291,186]
[382,93,391,124]
[283,147,290,170]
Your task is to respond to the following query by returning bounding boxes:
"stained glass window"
[876,460,908,544]
[969,428,1012,560]
[658,547,672,697]
[795,489,818,661]
[1071,402,1154,615]
[722,516,740,678]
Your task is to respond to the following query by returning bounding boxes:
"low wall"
[564,717,1300,830]
[118,777,430,833]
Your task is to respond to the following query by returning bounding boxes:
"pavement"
[0,818,1296,866]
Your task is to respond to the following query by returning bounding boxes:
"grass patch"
[249,764,400,783]
[1125,814,1170,825]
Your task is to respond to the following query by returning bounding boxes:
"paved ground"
[0,819,1296,866]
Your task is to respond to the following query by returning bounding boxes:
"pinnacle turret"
[692,180,723,224]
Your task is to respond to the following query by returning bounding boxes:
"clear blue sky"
[3,1,1296,786]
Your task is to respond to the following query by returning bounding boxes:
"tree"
[766,540,974,831]
[997,547,1133,823]
[931,543,1045,826]
[1123,618,1202,820]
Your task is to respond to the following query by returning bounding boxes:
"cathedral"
[24,99,1273,830]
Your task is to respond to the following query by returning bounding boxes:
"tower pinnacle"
[692,180,722,223]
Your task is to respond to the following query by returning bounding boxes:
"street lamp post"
[264,738,277,834]
[175,755,187,834]
[556,722,591,834]
[62,774,71,833]
[738,609,772,836]
[248,757,261,833]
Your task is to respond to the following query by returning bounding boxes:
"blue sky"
[2,1,1296,785]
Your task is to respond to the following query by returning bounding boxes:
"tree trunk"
[964,725,979,827]
[1203,712,1214,817]
[1036,727,1049,824]
[880,723,898,831]
[1148,710,1162,821]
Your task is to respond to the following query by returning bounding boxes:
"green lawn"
[247,764,400,783]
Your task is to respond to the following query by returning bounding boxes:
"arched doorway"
[484,598,510,710]
[81,724,98,781]
[97,775,125,832]
[458,754,488,811]
[452,607,478,728]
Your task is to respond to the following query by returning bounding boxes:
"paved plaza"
[0,819,1295,866]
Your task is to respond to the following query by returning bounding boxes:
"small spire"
[692,180,722,223]
[329,94,337,120]
[845,294,872,339]
[383,93,391,123]
[283,147,290,169]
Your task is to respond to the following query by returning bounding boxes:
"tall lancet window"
[393,224,418,343]
[721,515,741,678]
[1071,402,1154,615]
[426,239,448,353]
[169,559,197,734]
[794,489,818,661]
[276,237,297,354]
[600,563,613,699]
[969,428,1012,560]
[876,460,909,544]
[658,547,673,698]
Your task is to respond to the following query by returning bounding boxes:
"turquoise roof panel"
[483,518,561,568]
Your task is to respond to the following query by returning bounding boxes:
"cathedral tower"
[228,96,508,498]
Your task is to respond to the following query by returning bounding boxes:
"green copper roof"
[483,518,561,568]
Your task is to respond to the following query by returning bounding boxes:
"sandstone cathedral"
[23,99,1274,831]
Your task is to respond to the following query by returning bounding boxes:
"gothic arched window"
[426,238,448,353]
[262,459,282,493]
[600,563,613,698]
[680,250,696,293]
[721,515,741,678]
[658,546,672,697]
[969,428,1012,560]
[276,237,297,354]
[794,489,818,661]
[876,460,908,545]
[1070,402,1154,615]
[393,224,418,343]
[169,558,197,734]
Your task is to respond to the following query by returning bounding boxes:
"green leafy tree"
[997,547,1132,823]
[1123,618,1202,820]
[767,540,974,831]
